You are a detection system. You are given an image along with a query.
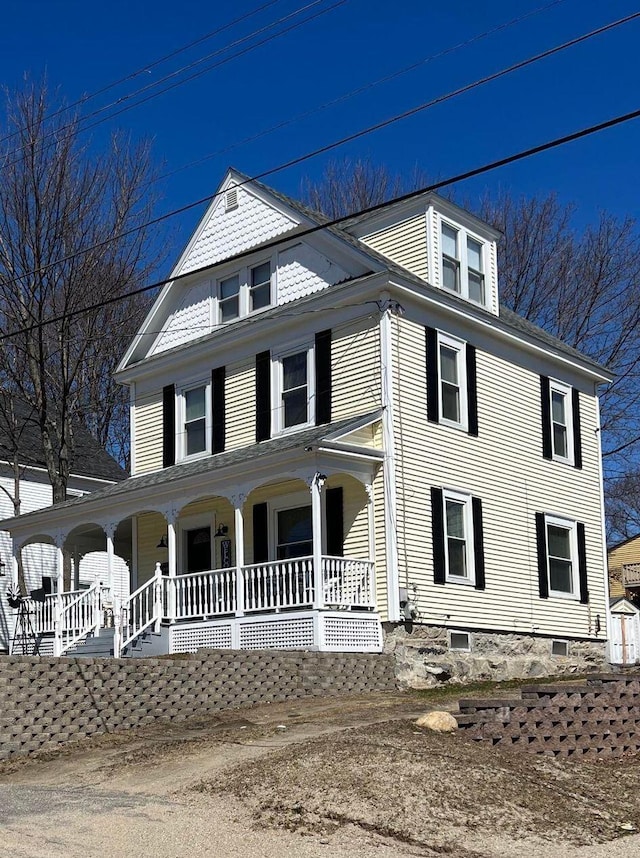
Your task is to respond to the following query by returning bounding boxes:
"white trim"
[544,513,579,599]
[596,394,613,649]
[176,377,212,462]
[437,331,468,432]
[129,381,136,477]
[549,378,574,465]
[442,488,475,585]
[380,303,400,622]
[271,342,315,436]
[439,215,489,309]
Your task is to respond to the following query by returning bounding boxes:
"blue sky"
[0,0,639,262]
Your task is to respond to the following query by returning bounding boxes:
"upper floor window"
[250,261,272,311]
[440,220,486,306]
[216,259,273,324]
[271,345,315,434]
[180,381,210,459]
[438,333,467,429]
[541,377,582,468]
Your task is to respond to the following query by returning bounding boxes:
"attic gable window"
[440,219,487,307]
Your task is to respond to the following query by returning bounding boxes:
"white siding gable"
[277,243,350,304]
[151,279,213,356]
[178,184,297,275]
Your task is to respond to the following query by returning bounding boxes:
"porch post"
[366,483,376,607]
[311,473,325,610]
[104,522,117,594]
[10,538,19,593]
[166,508,178,623]
[53,533,65,657]
[232,493,246,618]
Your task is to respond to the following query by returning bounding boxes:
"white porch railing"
[243,557,315,612]
[119,564,164,653]
[322,556,375,607]
[31,556,376,658]
[58,583,101,655]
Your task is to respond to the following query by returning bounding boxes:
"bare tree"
[0,82,161,501]
[301,157,428,219]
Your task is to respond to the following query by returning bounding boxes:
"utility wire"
[0,0,346,170]
[2,103,640,344]
[0,9,635,295]
[155,0,568,184]
[0,0,285,150]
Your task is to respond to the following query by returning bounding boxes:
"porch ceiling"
[1,412,383,540]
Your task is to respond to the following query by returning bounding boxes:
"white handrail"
[173,567,236,620]
[242,556,315,612]
[118,564,164,656]
[322,556,375,607]
[58,583,100,654]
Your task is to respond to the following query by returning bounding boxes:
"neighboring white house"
[0,405,127,652]
[0,169,613,674]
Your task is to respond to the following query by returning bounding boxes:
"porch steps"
[66,627,115,658]
[122,628,166,658]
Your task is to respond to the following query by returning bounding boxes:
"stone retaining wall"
[456,674,640,759]
[384,624,607,688]
[0,649,397,761]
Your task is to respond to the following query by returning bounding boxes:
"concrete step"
[67,627,115,658]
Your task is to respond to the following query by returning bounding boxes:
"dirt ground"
[1,690,640,857]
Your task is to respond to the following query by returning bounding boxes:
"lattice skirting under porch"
[169,610,383,654]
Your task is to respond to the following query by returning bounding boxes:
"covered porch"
[2,416,385,656]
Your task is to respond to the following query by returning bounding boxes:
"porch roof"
[1,411,383,539]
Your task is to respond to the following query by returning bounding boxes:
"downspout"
[379,293,400,623]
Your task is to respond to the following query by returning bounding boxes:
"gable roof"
[118,168,611,381]
[0,398,125,482]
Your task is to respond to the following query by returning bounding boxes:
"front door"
[184,526,212,573]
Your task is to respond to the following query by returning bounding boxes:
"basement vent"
[449,631,471,652]
[225,188,238,212]
[551,639,569,657]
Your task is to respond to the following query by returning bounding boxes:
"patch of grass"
[408,673,595,705]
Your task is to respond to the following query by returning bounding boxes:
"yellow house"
[608,535,640,600]
[0,170,613,671]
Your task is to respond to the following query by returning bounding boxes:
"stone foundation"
[383,623,607,688]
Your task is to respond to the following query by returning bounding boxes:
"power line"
[0,0,285,150]
[155,0,568,185]
[2,103,640,344]
[0,0,346,170]
[0,9,635,297]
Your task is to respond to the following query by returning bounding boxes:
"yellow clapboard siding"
[361,214,428,281]
[134,391,163,475]
[390,315,606,639]
[331,317,381,421]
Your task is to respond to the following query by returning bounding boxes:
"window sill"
[273,419,314,437]
[550,454,574,466]
[438,418,470,434]
[177,450,211,464]
[548,589,579,601]
[446,575,475,587]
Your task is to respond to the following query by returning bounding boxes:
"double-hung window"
[431,487,485,589]
[437,333,468,430]
[180,382,210,459]
[273,346,314,433]
[219,274,240,322]
[541,377,581,467]
[250,261,271,311]
[535,512,588,602]
[440,220,486,307]
[443,490,474,583]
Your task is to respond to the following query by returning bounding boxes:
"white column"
[105,522,117,594]
[53,533,65,657]
[232,494,246,618]
[11,538,19,593]
[366,483,376,607]
[311,473,325,610]
[165,508,178,623]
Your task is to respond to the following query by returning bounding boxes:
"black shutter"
[212,366,225,454]
[315,329,332,425]
[540,376,552,460]
[572,388,583,469]
[466,344,479,437]
[325,487,344,557]
[431,486,445,585]
[535,512,549,599]
[162,384,175,468]
[472,497,485,590]
[252,503,269,563]
[425,327,439,423]
[577,522,589,604]
[255,351,271,442]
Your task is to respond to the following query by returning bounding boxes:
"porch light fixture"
[215,524,229,538]
[157,535,168,549]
